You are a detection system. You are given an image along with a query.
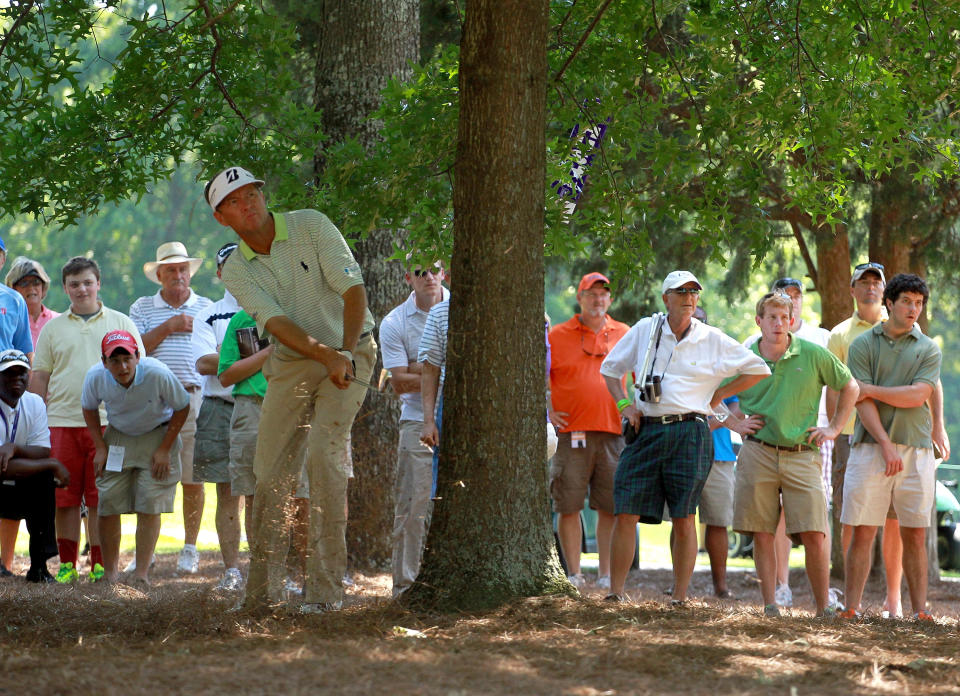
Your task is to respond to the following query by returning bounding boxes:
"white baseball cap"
[661,270,702,294]
[205,167,265,212]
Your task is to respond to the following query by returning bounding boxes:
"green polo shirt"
[221,209,375,357]
[848,323,941,449]
[217,311,267,398]
[737,337,853,448]
[827,310,883,435]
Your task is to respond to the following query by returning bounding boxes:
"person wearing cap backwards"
[81,331,190,585]
[599,271,770,604]
[0,349,70,583]
[129,242,212,576]
[0,257,60,575]
[547,271,629,589]
[30,256,145,584]
[724,292,858,618]
[190,242,243,591]
[826,262,949,618]
[205,166,376,613]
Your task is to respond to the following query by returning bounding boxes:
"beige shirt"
[222,209,374,357]
[33,304,145,427]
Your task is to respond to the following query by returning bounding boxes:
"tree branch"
[552,0,615,82]
[0,1,37,61]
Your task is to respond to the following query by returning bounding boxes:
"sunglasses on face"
[668,288,701,295]
[413,268,441,278]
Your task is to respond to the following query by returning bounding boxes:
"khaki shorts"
[549,431,622,515]
[96,424,182,516]
[193,396,234,484]
[840,442,936,528]
[229,395,308,498]
[733,439,828,537]
[179,388,203,485]
[699,460,735,527]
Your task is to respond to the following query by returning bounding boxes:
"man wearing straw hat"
[129,242,211,575]
[205,166,375,613]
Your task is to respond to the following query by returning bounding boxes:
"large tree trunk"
[813,223,852,330]
[309,0,420,568]
[404,0,563,610]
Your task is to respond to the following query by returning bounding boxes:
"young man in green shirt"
[727,292,859,617]
[840,274,942,621]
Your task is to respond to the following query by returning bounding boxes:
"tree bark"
[308,0,420,569]
[404,0,564,610]
[812,223,852,330]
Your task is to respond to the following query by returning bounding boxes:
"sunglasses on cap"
[772,278,803,291]
[854,262,885,272]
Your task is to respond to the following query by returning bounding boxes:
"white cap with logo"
[205,167,265,212]
[661,270,702,294]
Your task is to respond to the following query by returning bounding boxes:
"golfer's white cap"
[661,270,702,294]
[205,166,265,212]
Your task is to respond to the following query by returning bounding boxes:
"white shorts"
[840,442,936,528]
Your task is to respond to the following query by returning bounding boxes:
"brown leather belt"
[745,435,809,453]
[640,412,704,425]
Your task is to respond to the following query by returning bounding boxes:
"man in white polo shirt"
[380,260,448,596]
[130,242,211,575]
[191,242,242,591]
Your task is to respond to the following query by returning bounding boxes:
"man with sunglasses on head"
[547,272,629,589]
[600,271,770,604]
[827,262,949,618]
[379,260,449,597]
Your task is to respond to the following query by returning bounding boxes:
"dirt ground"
[1,552,958,696]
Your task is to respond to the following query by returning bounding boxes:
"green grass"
[12,483,238,556]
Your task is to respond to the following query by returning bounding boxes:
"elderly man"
[548,272,629,588]
[726,292,858,617]
[380,261,449,597]
[840,274,942,621]
[207,166,376,613]
[129,242,211,575]
[600,271,770,603]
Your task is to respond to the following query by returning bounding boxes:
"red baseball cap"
[577,272,611,294]
[101,330,139,358]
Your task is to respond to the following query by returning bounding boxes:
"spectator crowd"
[0,167,948,622]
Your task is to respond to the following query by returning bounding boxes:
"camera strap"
[637,312,665,386]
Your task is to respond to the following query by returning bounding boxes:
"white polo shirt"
[130,289,212,388]
[191,290,240,402]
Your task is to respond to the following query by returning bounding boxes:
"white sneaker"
[596,575,611,590]
[827,587,844,611]
[122,554,156,574]
[217,568,244,592]
[774,583,793,607]
[567,573,585,588]
[177,545,199,574]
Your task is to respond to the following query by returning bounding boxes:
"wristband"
[338,349,354,363]
[616,398,632,413]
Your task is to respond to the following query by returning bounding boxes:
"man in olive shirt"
[207,166,376,613]
[840,274,941,620]
[727,292,858,617]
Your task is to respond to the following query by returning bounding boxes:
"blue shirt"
[0,285,33,355]
[712,396,738,462]
[81,357,190,436]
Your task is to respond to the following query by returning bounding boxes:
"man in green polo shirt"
[206,166,376,613]
[840,274,941,621]
[727,292,859,617]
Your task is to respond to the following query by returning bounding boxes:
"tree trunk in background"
[403,0,563,611]
[310,0,420,569]
[813,223,852,330]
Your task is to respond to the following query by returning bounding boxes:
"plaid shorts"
[613,417,712,524]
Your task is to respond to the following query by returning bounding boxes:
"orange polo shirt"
[548,314,629,434]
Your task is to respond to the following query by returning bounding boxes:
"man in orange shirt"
[548,272,630,589]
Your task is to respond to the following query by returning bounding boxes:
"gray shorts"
[230,395,308,498]
[193,396,234,484]
[97,424,182,516]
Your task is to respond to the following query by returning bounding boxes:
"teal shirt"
[217,310,268,398]
[848,323,941,449]
[737,337,852,448]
